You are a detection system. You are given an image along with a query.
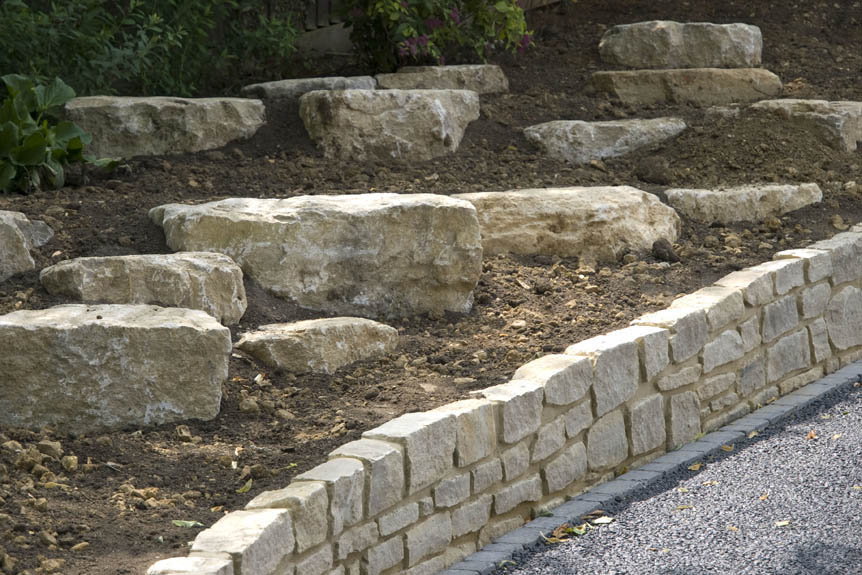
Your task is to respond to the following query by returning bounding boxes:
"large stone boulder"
[299,89,480,161]
[241,76,377,101]
[599,21,762,69]
[751,99,862,151]
[452,186,680,262]
[64,97,266,158]
[376,65,508,94]
[39,253,247,325]
[0,304,231,431]
[236,317,398,374]
[150,194,483,317]
[0,211,53,282]
[665,183,823,224]
[524,117,686,164]
[592,69,782,106]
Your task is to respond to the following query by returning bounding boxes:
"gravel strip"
[480,367,862,575]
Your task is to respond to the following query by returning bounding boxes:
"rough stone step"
[236,317,398,375]
[63,96,265,158]
[599,21,762,69]
[240,75,377,101]
[665,183,823,224]
[0,304,231,431]
[299,89,479,161]
[39,252,247,325]
[591,68,782,106]
[750,99,862,151]
[452,186,680,263]
[149,194,482,318]
[0,210,52,282]
[376,65,509,94]
[523,117,686,164]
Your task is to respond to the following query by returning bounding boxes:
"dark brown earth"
[2,1,862,573]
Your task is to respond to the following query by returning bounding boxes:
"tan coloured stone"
[669,391,701,448]
[191,509,293,575]
[715,267,775,307]
[246,481,329,553]
[774,248,833,283]
[751,99,862,151]
[669,285,744,332]
[567,330,639,417]
[825,286,862,350]
[0,211,52,282]
[0,304,229,431]
[150,194,482,318]
[665,184,821,224]
[513,354,591,406]
[454,186,679,263]
[331,439,404,517]
[632,307,707,363]
[630,395,665,455]
[300,89,479,161]
[542,442,587,493]
[295,458,365,536]
[40,253,246,325]
[433,399,497,466]
[241,76,376,101]
[147,555,234,575]
[480,379,544,444]
[377,65,508,94]
[586,411,628,470]
[64,96,264,158]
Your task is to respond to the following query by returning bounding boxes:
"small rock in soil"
[652,238,680,262]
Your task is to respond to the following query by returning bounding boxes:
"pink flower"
[424,17,443,30]
[450,7,460,24]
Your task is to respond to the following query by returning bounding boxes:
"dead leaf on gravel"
[727,525,739,532]
[774,520,791,527]
[676,505,694,511]
[831,433,842,440]
[581,509,607,520]
[171,520,204,528]
[820,414,831,419]
[702,480,719,487]
[591,516,615,525]
[805,430,818,440]
[721,444,734,452]
[759,493,770,501]
[852,485,862,491]
[748,431,759,439]
[688,462,703,471]
[677,487,689,493]
[236,478,252,493]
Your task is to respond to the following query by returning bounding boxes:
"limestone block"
[738,356,766,397]
[665,184,822,225]
[751,386,779,406]
[434,473,471,508]
[246,481,329,553]
[567,329,639,417]
[739,315,762,353]
[300,89,479,161]
[513,354,591,406]
[0,211,52,281]
[598,21,762,69]
[630,395,665,455]
[364,536,404,575]
[542,442,587,493]
[191,509,293,575]
[703,403,750,433]
[779,366,823,395]
[800,283,832,319]
[241,76,376,101]
[147,555,234,575]
[767,330,811,383]
[331,439,404,517]
[479,517,524,548]
[697,372,736,401]
[472,459,503,493]
[751,99,862,151]
[337,522,379,561]
[825,285,862,350]
[501,442,531,481]
[418,497,434,517]
[586,411,628,470]
[405,513,452,567]
[0,304,230,431]
[40,253,247,325]
[295,458,365,536]
[809,318,832,363]
[632,307,708,363]
[711,392,740,412]
[64,96,264,158]
[591,68,782,107]
[715,268,774,307]
[377,65,508,94]
[669,392,701,448]
[377,503,419,537]
[454,186,680,263]
[531,415,566,463]
[494,474,543,515]
[809,233,862,285]
[524,118,686,164]
[364,411,455,494]
[295,545,333,575]
[433,399,497,466]
[657,365,702,391]
[451,495,493,538]
[762,295,800,343]
[750,258,805,295]
[480,380,544,444]
[150,194,482,318]
[671,286,745,334]
[625,325,670,382]
[565,401,594,438]
[774,248,833,283]
[702,330,745,373]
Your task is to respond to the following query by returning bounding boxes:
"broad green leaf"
[171,520,204,528]
[45,157,65,188]
[0,121,19,155]
[0,162,16,191]
[236,478,252,493]
[84,155,121,170]
[494,0,513,12]
[11,131,47,166]
[53,121,87,147]
[1,74,33,98]
[34,78,76,112]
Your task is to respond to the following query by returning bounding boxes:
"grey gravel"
[495,380,862,575]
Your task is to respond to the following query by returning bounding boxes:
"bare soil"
[1,1,862,573]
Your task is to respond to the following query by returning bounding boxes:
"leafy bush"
[341,0,532,72]
[0,75,113,194]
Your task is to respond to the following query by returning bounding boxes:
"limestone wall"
[147,229,862,575]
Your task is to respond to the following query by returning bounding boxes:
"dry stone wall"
[147,229,862,575]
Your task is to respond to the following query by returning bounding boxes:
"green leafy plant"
[0,75,113,194]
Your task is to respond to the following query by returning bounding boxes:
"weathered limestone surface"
[665,184,822,224]
[245,481,329,553]
[147,555,234,575]
[299,89,479,161]
[523,118,686,164]
[295,458,365,536]
[377,65,508,94]
[669,285,744,332]
[586,411,628,470]
[451,495,492,538]
[513,354,591,406]
[767,330,811,382]
[751,99,862,151]
[405,513,451,566]
[0,210,52,281]
[810,232,862,285]
[669,391,701,447]
[633,307,707,363]
[542,442,587,493]
[241,76,376,101]
[190,509,293,575]
[592,68,782,106]
[0,304,230,431]
[433,399,497,467]
[331,439,404,517]
[40,253,247,325]
[567,330,638,417]
[236,318,398,374]
[453,187,680,263]
[630,395,665,455]
[150,194,482,318]
[825,286,862,350]
[480,380,544,444]
[64,96,265,158]
[599,21,762,69]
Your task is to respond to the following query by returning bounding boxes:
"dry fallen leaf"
[727,525,739,532]
[852,485,862,491]
[748,431,759,439]
[806,430,818,440]
[774,520,791,527]
[702,480,719,487]
[759,493,770,501]
[831,433,842,441]
[688,462,703,471]
[592,516,615,525]
[820,414,832,420]
[721,444,734,452]
[677,487,689,493]
[676,505,694,511]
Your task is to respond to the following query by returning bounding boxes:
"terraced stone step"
[240,75,377,102]
[0,210,52,282]
[376,65,509,94]
[665,183,823,224]
[751,99,862,151]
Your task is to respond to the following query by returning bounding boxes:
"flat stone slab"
[665,183,823,224]
[592,68,782,106]
[0,304,231,431]
[376,65,508,94]
[453,186,680,262]
[299,89,479,161]
[751,99,862,151]
[0,210,53,282]
[39,252,247,325]
[150,194,482,317]
[240,76,377,101]
[64,96,265,158]
[599,21,762,69]
[236,317,398,374]
[524,117,686,164]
